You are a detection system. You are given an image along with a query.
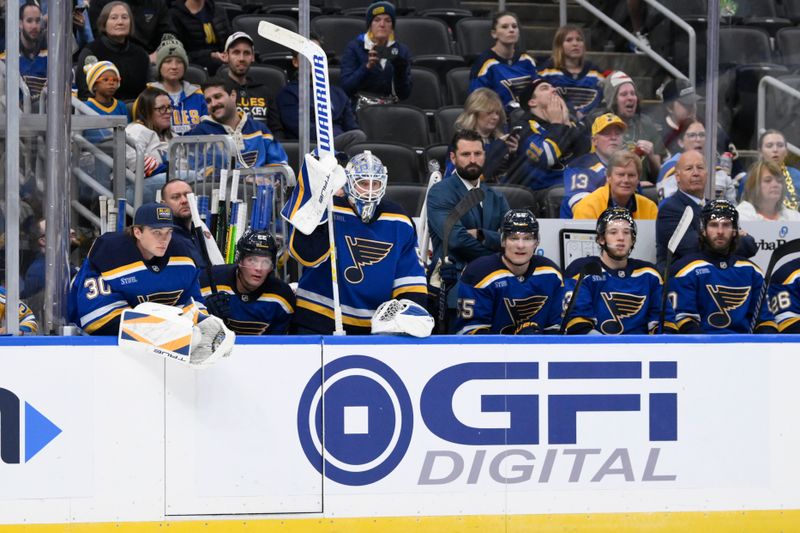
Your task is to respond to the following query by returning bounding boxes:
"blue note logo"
[0,388,62,464]
[297,355,413,486]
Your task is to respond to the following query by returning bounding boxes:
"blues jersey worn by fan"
[469,50,538,110]
[768,258,800,333]
[0,287,38,333]
[561,153,607,218]
[289,151,427,334]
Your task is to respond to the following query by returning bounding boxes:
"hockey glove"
[204,291,232,321]
[190,314,235,367]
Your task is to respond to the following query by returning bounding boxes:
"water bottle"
[719,152,733,176]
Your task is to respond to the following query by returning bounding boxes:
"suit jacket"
[427,174,510,270]
[656,190,756,271]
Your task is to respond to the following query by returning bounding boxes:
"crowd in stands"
[5,0,800,337]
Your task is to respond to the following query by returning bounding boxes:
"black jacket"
[170,0,230,74]
[90,0,175,54]
[76,35,151,101]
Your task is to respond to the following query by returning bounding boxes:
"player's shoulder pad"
[628,258,663,281]
[461,254,510,287]
[731,256,764,276]
[375,199,415,226]
[564,255,600,279]
[260,275,297,303]
[166,235,198,264]
[201,264,236,288]
[669,252,709,277]
[772,258,800,286]
[89,232,141,270]
[530,255,563,280]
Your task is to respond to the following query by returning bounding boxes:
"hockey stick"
[749,237,800,333]
[559,261,602,334]
[418,159,443,265]
[258,20,345,335]
[658,206,694,333]
[188,193,219,295]
[437,187,486,334]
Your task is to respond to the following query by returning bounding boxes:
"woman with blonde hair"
[451,87,519,181]
[738,159,800,221]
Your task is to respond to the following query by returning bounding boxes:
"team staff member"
[564,207,677,335]
[669,200,777,334]
[289,151,427,335]
[160,179,205,268]
[455,209,564,335]
[69,203,204,335]
[201,230,294,335]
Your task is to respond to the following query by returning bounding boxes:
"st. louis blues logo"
[137,289,184,306]
[706,284,750,328]
[501,295,548,334]
[343,236,393,284]
[226,319,270,335]
[600,292,646,334]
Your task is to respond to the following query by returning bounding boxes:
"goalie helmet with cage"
[596,207,638,241]
[235,229,278,263]
[700,199,738,229]
[344,150,388,223]
[501,208,539,240]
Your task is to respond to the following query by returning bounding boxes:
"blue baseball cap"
[134,202,174,228]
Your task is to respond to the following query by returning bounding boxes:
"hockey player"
[563,207,677,334]
[0,287,38,334]
[69,202,205,335]
[454,209,564,334]
[288,151,428,335]
[768,257,800,333]
[669,200,777,334]
[201,230,295,335]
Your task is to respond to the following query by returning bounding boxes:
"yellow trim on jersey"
[544,138,562,158]
[102,261,147,279]
[392,285,427,298]
[590,161,605,173]
[532,265,563,282]
[168,256,196,267]
[780,268,800,285]
[377,212,414,227]
[83,307,126,334]
[475,269,513,289]
[778,315,800,332]
[631,266,662,281]
[200,284,234,296]
[676,316,697,329]
[476,58,499,77]
[734,259,763,274]
[537,68,560,76]
[242,131,264,140]
[674,260,710,278]
[756,320,778,331]
[259,293,295,313]
[87,97,120,114]
[296,298,372,327]
[565,316,593,331]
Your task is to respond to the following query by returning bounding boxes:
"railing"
[757,75,800,159]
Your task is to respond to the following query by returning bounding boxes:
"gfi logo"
[298,358,677,486]
[0,388,62,464]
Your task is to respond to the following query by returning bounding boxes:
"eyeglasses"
[154,105,174,114]
[685,131,706,139]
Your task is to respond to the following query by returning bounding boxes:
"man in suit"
[656,149,755,271]
[427,130,511,327]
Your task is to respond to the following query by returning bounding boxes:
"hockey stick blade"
[668,206,694,254]
[750,237,800,333]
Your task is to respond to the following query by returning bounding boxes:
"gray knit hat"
[156,34,188,73]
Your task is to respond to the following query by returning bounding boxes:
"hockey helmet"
[344,150,388,223]
[596,207,637,241]
[700,199,738,229]
[235,229,278,263]
[500,208,539,240]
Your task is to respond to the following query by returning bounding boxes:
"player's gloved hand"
[440,261,459,287]
[191,314,235,367]
[204,291,232,321]
[514,321,541,335]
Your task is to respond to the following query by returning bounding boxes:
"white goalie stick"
[659,206,694,333]
[258,21,345,335]
[417,159,442,265]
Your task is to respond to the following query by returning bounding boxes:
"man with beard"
[160,179,205,268]
[189,78,288,168]
[1,2,48,105]
[200,230,294,335]
[669,200,776,334]
[221,31,284,138]
[564,207,677,334]
[455,209,564,335]
[427,130,510,326]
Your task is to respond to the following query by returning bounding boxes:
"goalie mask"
[344,150,388,223]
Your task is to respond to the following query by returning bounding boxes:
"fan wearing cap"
[560,112,626,218]
[169,0,230,76]
[508,77,590,213]
[669,199,777,334]
[199,230,295,335]
[339,1,412,101]
[69,202,204,336]
[454,208,564,335]
[81,56,129,144]
[148,35,208,135]
[564,207,677,335]
[221,31,284,137]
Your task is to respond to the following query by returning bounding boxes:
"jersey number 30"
[84,277,112,300]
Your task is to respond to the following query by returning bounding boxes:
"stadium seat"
[357,104,430,149]
[402,0,472,29]
[446,67,470,106]
[280,140,316,174]
[776,27,800,68]
[346,142,423,183]
[423,143,450,173]
[385,183,427,216]
[185,64,209,86]
[395,17,466,76]
[311,16,364,65]
[217,64,288,101]
[737,1,791,35]
[263,4,323,19]
[328,66,341,88]
[762,74,800,152]
[322,0,370,17]
[434,105,463,145]
[491,184,537,212]
[232,15,297,69]
[781,0,800,23]
[403,67,444,112]
[455,17,525,64]
[216,2,244,26]
[719,27,773,68]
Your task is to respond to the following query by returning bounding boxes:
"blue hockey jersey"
[148,81,208,136]
[537,60,605,116]
[767,258,800,333]
[188,112,288,168]
[560,152,607,218]
[469,50,538,110]
[200,264,295,335]
[669,252,777,334]
[564,256,677,334]
[455,253,564,335]
[83,97,129,144]
[69,232,203,335]
[0,287,38,333]
[289,196,427,335]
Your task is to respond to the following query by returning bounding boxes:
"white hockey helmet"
[344,150,388,223]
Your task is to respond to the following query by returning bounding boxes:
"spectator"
[737,160,800,222]
[655,150,756,271]
[539,25,605,118]
[508,78,590,216]
[450,88,519,182]
[169,0,229,76]
[27,0,94,53]
[21,219,79,320]
[160,179,206,268]
[0,286,38,334]
[758,129,800,212]
[81,58,128,144]
[469,11,537,111]
[89,0,174,57]
[148,35,207,135]
[189,78,288,168]
[221,31,284,138]
[126,86,173,202]
[561,112,626,218]
[0,2,48,104]
[340,1,412,104]
[600,71,664,185]
[76,1,150,101]
[573,149,657,220]
[277,33,366,151]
